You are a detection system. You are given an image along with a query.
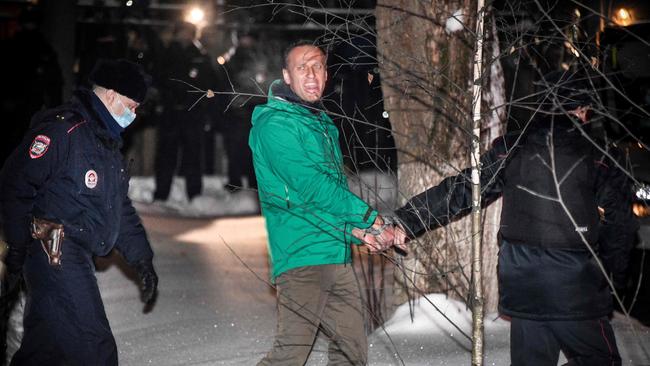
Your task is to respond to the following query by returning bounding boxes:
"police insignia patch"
[29,135,51,159]
[85,170,98,189]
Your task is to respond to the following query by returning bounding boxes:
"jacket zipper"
[284,185,291,209]
[318,116,343,181]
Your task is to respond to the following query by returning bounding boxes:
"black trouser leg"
[180,112,203,200]
[510,316,621,366]
[224,109,255,190]
[154,112,180,201]
[550,317,621,366]
[11,242,117,366]
[510,317,561,366]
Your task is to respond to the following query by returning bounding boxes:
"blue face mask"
[111,97,137,128]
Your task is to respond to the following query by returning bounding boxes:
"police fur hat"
[89,59,151,103]
[535,71,593,112]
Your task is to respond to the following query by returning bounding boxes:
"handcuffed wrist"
[364,216,396,236]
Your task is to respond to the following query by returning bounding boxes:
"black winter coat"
[0,89,153,269]
[396,116,638,320]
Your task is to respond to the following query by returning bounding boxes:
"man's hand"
[134,261,158,307]
[392,224,409,256]
[352,215,396,253]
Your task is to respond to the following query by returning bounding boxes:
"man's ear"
[282,69,291,85]
[105,89,117,104]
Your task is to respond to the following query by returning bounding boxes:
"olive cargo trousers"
[258,264,367,366]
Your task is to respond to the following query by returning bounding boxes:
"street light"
[185,6,206,26]
[613,7,634,27]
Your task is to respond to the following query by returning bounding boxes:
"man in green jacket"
[249,41,393,365]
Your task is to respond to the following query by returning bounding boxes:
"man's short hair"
[282,40,326,69]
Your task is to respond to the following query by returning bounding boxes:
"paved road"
[99,215,277,365]
[97,214,649,365]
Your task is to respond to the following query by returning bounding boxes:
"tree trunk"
[376,0,506,313]
[470,1,486,363]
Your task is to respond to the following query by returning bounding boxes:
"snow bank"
[129,176,259,218]
[367,294,650,365]
[382,294,509,336]
[367,294,512,365]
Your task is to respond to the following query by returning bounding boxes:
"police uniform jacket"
[0,88,153,267]
[396,115,638,320]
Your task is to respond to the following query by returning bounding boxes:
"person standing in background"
[153,21,216,205]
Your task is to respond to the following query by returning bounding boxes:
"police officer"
[153,21,216,204]
[0,59,158,365]
[392,71,637,366]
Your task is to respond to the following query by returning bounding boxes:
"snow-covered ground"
[127,171,397,219]
[129,176,259,218]
[94,213,650,365]
[3,174,648,365]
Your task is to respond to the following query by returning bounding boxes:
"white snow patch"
[382,294,509,336]
[368,294,650,365]
[368,294,512,365]
[128,176,259,218]
[445,10,465,34]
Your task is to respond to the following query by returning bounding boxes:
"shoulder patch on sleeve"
[29,134,51,159]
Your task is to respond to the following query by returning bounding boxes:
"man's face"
[107,90,139,116]
[282,45,327,103]
[569,105,591,123]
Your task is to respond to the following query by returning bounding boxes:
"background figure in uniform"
[223,102,258,192]
[391,72,638,366]
[0,59,158,366]
[0,7,63,170]
[153,21,215,203]
[220,34,259,192]
[325,36,396,175]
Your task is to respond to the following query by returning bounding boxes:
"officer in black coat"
[0,59,158,365]
[153,21,216,203]
[393,72,638,366]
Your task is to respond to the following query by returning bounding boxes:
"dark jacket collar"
[524,114,584,146]
[271,81,324,115]
[72,88,123,149]
[89,92,124,139]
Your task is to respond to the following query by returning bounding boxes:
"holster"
[31,218,65,267]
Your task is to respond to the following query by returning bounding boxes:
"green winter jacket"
[249,80,377,281]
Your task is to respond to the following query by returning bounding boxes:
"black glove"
[2,243,26,300]
[1,271,23,302]
[4,243,27,277]
[134,261,158,305]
